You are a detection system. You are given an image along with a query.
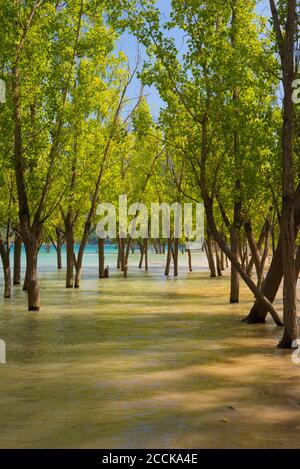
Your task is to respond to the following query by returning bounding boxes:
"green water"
[0,251,300,448]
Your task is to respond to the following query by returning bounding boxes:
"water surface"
[0,250,299,448]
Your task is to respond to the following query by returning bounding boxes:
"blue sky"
[117,0,271,119]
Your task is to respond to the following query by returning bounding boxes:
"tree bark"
[204,198,283,326]
[65,216,74,288]
[173,237,179,276]
[215,242,222,277]
[26,237,40,311]
[0,240,11,298]
[230,228,240,303]
[268,0,297,347]
[13,232,22,285]
[165,238,172,276]
[117,238,121,269]
[124,236,131,276]
[245,221,262,285]
[23,263,29,291]
[258,221,270,290]
[243,188,300,323]
[119,237,125,273]
[55,227,63,270]
[144,238,148,271]
[243,235,284,323]
[186,240,193,272]
[220,233,226,270]
[138,241,144,269]
[204,231,216,277]
[13,58,41,309]
[98,238,105,278]
[153,240,159,254]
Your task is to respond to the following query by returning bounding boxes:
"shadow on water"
[0,251,300,448]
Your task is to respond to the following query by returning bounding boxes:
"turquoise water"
[11,244,119,273]
[5,244,207,279]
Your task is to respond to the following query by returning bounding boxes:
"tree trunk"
[138,241,144,269]
[23,263,29,291]
[173,237,179,277]
[13,232,22,285]
[24,237,40,311]
[0,240,11,298]
[74,262,81,289]
[165,238,172,276]
[277,0,297,349]
[153,240,159,254]
[186,241,193,272]
[55,227,63,270]
[230,229,240,303]
[204,198,283,326]
[215,242,222,277]
[120,238,125,272]
[267,0,297,346]
[158,240,162,254]
[244,221,262,285]
[123,237,131,278]
[65,217,74,288]
[243,236,284,323]
[144,238,148,271]
[204,231,216,277]
[125,237,131,271]
[98,238,105,278]
[220,240,226,271]
[258,222,270,290]
[117,238,121,269]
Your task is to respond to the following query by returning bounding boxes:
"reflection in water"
[0,251,300,448]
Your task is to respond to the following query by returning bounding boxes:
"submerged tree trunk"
[13,232,22,285]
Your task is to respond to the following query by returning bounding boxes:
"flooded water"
[0,248,300,448]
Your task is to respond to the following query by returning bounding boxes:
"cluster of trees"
[0,0,165,305]
[0,0,299,349]
[116,0,299,348]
